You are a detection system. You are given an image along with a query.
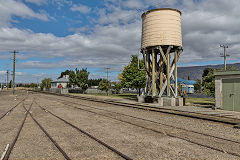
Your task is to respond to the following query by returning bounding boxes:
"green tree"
[202,68,215,96]
[112,82,122,94]
[121,55,146,95]
[69,68,89,89]
[29,83,38,88]
[99,79,111,95]
[9,80,12,88]
[58,69,74,79]
[87,79,103,87]
[40,78,52,89]
[194,79,201,93]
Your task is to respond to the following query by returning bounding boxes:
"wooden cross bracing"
[142,46,182,98]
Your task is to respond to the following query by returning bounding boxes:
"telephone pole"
[104,67,110,96]
[11,50,18,95]
[220,45,229,71]
[105,67,110,82]
[6,70,9,90]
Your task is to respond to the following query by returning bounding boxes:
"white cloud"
[71,4,91,14]
[1,0,240,80]
[122,0,144,9]
[0,21,140,68]
[25,0,47,5]
[0,0,49,27]
[179,0,240,63]
[0,70,7,76]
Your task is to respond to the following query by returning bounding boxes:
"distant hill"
[178,63,240,80]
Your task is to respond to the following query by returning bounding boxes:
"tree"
[112,82,122,94]
[87,79,103,87]
[29,83,38,88]
[202,68,215,96]
[9,80,12,88]
[118,73,124,82]
[40,78,52,89]
[99,79,111,95]
[121,55,146,95]
[69,68,89,89]
[194,79,201,93]
[58,70,74,79]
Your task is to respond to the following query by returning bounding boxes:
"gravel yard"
[0,90,240,160]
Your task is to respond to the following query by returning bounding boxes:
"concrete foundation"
[175,97,184,106]
[139,96,184,106]
[137,95,145,103]
[158,97,175,106]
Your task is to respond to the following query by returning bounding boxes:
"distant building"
[51,75,69,89]
[177,78,196,94]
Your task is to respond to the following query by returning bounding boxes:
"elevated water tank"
[141,8,182,49]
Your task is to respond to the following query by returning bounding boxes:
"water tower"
[140,8,183,106]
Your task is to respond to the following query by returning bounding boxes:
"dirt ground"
[0,90,240,160]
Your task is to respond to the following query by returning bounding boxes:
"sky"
[0,0,240,83]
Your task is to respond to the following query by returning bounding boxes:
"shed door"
[222,78,240,111]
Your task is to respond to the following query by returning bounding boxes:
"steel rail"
[35,102,133,160]
[0,97,27,120]
[36,98,240,158]
[37,94,240,145]
[3,101,33,160]
[57,99,240,145]
[31,91,240,125]
[22,103,71,160]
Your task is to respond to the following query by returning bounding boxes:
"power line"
[220,45,229,71]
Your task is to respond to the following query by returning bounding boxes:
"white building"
[51,75,69,89]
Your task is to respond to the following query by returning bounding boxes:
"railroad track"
[22,101,72,160]
[1,95,133,159]
[0,97,27,121]
[56,98,240,144]
[3,101,33,160]
[35,95,240,158]
[31,91,240,125]
[35,101,133,160]
[2,99,71,160]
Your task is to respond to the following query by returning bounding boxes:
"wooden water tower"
[141,8,183,104]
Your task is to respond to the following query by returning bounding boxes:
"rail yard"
[0,90,239,160]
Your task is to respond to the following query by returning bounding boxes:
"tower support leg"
[152,48,157,97]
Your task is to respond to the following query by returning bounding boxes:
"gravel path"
[1,91,240,159]
[35,93,240,159]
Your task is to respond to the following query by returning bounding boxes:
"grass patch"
[186,97,215,105]
[110,93,137,100]
[83,93,138,100]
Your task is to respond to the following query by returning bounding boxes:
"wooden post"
[167,51,170,97]
[152,49,157,97]
[12,50,16,95]
[174,51,178,97]
[159,54,163,94]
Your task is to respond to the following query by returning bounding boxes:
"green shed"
[215,71,240,112]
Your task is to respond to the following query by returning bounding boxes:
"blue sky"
[0,0,240,83]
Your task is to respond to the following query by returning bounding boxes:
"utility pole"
[11,50,18,95]
[104,67,110,96]
[220,45,229,71]
[6,70,9,90]
[105,67,110,82]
